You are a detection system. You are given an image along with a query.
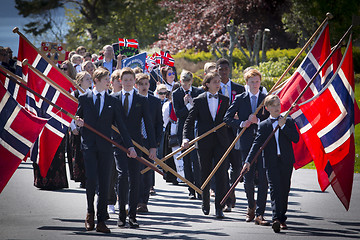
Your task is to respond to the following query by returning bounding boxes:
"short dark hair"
[93,67,109,83]
[216,58,230,68]
[202,72,220,91]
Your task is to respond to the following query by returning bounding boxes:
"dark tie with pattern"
[95,93,101,115]
[124,92,130,115]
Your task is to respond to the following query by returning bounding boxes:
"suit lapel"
[128,91,137,117]
[203,94,214,122]
[88,92,98,116]
[244,92,253,114]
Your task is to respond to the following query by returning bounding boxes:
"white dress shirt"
[207,92,218,121]
[270,115,286,156]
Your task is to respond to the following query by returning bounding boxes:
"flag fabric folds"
[160,51,175,67]
[277,23,332,169]
[16,34,78,177]
[0,81,47,193]
[118,38,139,49]
[299,35,360,210]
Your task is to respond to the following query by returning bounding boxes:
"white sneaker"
[108,205,115,214]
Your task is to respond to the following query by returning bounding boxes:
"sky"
[0,0,67,56]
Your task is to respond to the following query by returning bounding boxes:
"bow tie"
[270,117,279,123]
[209,94,218,99]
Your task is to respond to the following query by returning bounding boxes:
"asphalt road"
[0,161,359,239]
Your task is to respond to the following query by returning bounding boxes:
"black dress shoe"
[216,209,224,219]
[188,193,196,200]
[128,217,139,228]
[201,204,210,215]
[96,221,111,233]
[117,217,126,227]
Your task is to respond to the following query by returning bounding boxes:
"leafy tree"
[15,0,171,52]
[154,0,297,53]
[283,0,360,46]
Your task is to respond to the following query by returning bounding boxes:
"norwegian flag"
[299,35,360,210]
[0,80,47,193]
[16,33,78,177]
[160,51,175,67]
[16,34,77,94]
[153,52,163,65]
[276,23,332,169]
[0,67,26,106]
[118,38,139,49]
[145,55,157,73]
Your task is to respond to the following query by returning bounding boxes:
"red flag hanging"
[299,34,360,210]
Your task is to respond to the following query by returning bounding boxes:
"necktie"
[124,92,130,115]
[141,119,147,139]
[251,95,257,113]
[209,94,218,99]
[95,93,101,115]
[224,85,229,99]
[185,90,190,95]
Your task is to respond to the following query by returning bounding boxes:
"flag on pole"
[299,34,360,210]
[15,32,78,177]
[16,33,77,93]
[25,67,78,177]
[118,38,139,49]
[276,23,332,169]
[0,81,47,193]
[160,51,175,67]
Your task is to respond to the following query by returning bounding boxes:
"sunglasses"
[158,91,168,95]
[167,72,175,76]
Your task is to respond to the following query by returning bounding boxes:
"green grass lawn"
[303,82,360,173]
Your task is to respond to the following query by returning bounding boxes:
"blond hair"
[120,67,135,80]
[75,71,91,85]
[93,67,109,83]
[264,94,280,107]
[244,68,262,82]
[180,69,193,82]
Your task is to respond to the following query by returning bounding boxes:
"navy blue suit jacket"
[113,91,156,149]
[223,91,269,152]
[172,86,203,141]
[183,92,230,149]
[245,117,300,168]
[77,91,133,152]
[147,94,163,146]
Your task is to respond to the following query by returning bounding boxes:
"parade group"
[0,44,299,234]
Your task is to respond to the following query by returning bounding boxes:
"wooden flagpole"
[0,67,164,177]
[220,25,353,206]
[201,13,334,191]
[141,122,226,174]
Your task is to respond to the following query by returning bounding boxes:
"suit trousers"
[241,150,268,216]
[266,158,293,222]
[198,139,228,210]
[83,149,113,222]
[182,150,201,195]
[138,139,153,205]
[114,147,142,219]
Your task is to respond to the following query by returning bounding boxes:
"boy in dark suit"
[113,67,157,228]
[243,95,299,233]
[135,73,163,213]
[182,72,230,219]
[224,69,270,225]
[75,67,136,233]
[216,58,245,211]
[172,70,203,199]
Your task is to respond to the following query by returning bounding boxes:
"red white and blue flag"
[0,80,47,193]
[160,51,175,67]
[276,23,332,169]
[118,38,139,49]
[16,34,78,177]
[299,34,360,210]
